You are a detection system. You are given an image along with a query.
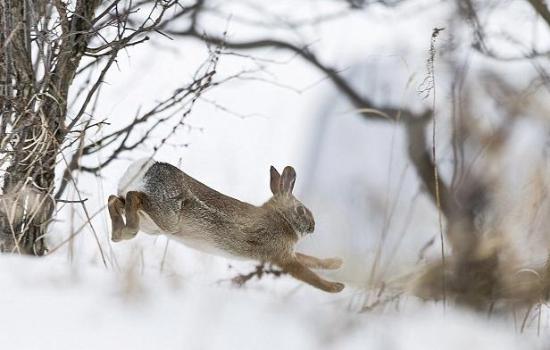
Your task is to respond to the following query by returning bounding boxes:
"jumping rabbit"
[108,159,344,293]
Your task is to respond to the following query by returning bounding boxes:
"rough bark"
[0,0,100,254]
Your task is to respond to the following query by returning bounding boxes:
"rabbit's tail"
[117,158,155,197]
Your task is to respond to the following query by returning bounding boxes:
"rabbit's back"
[140,161,252,220]
[118,160,261,254]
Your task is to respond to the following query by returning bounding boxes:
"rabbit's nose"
[307,221,315,233]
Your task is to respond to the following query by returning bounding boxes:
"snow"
[0,254,544,350]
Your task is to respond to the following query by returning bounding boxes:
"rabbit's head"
[268,166,315,235]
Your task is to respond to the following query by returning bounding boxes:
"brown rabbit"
[108,159,344,293]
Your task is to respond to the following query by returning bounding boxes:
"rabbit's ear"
[270,166,281,194]
[281,166,296,194]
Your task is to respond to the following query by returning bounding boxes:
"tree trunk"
[0,0,99,255]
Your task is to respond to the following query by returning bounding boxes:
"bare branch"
[527,0,550,28]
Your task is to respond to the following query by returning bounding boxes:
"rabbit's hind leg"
[295,252,343,270]
[108,195,126,242]
[118,191,145,240]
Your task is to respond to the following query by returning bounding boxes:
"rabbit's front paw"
[327,282,345,293]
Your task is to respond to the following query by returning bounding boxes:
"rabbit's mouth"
[304,222,315,234]
[296,225,314,238]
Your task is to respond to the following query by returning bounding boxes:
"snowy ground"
[0,252,546,350]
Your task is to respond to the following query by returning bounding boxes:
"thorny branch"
[0,0,223,254]
[230,263,287,287]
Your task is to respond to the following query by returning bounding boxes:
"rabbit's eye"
[296,205,306,216]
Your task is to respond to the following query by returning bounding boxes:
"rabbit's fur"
[108,159,344,293]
